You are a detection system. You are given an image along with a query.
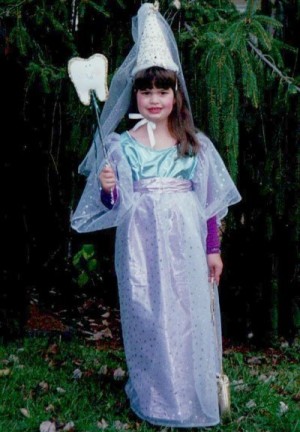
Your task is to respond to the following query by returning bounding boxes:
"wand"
[68,53,114,204]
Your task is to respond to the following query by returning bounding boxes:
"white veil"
[78,3,192,176]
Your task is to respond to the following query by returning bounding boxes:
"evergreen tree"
[1,0,299,344]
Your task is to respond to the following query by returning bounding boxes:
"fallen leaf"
[293,391,300,401]
[20,408,30,418]
[258,374,275,383]
[99,365,108,375]
[47,344,59,355]
[73,368,83,379]
[77,322,84,327]
[246,400,257,409]
[101,327,113,338]
[246,356,263,365]
[56,387,66,393]
[40,420,56,432]
[88,332,103,341]
[63,421,75,431]
[90,322,100,329]
[39,381,50,392]
[88,328,113,341]
[232,379,248,391]
[278,401,288,415]
[173,0,181,11]
[80,330,94,336]
[47,360,58,368]
[97,418,109,429]
[113,367,126,381]
[8,354,19,363]
[237,416,246,423]
[280,340,289,348]
[113,420,130,430]
[45,404,55,412]
[16,364,25,369]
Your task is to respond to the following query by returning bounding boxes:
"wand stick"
[68,54,114,204]
[91,90,108,161]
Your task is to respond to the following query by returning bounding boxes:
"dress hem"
[129,403,220,428]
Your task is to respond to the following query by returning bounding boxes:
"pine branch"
[0,0,27,17]
[248,40,300,93]
[185,21,300,94]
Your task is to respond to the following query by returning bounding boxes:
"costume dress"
[71,130,241,427]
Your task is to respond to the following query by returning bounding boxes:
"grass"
[0,337,299,432]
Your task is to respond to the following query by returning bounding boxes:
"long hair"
[132,67,200,156]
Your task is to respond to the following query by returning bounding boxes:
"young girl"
[71,3,241,428]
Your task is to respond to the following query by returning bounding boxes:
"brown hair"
[132,67,200,156]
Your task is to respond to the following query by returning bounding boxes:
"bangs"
[134,67,177,90]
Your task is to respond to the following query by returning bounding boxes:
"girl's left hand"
[207,253,223,285]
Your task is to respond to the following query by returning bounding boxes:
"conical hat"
[131,3,179,76]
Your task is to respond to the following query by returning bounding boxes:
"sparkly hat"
[131,2,179,76]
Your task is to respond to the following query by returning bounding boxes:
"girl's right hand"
[99,165,116,193]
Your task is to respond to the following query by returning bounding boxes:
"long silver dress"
[71,131,241,427]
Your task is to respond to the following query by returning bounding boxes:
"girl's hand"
[99,165,116,193]
[207,253,223,285]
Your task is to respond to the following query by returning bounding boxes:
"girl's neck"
[130,122,177,150]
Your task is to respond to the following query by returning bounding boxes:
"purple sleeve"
[206,215,221,254]
[100,187,118,210]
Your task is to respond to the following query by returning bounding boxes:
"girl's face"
[136,86,175,124]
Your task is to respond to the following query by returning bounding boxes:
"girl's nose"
[150,93,159,104]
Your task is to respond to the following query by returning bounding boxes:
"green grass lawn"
[0,337,299,432]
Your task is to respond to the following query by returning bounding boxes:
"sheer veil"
[78,3,192,176]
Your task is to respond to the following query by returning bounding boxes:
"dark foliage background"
[1,0,299,345]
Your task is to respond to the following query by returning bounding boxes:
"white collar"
[128,113,157,148]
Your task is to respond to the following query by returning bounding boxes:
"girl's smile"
[148,107,162,114]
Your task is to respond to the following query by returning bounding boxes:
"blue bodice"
[120,131,198,182]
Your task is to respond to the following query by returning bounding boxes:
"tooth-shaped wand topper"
[68,53,109,105]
